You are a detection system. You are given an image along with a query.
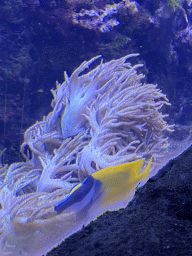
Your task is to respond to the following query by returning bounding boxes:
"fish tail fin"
[141,156,153,181]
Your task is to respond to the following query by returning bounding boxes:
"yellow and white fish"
[54,157,152,218]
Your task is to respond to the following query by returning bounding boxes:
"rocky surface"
[47,143,192,256]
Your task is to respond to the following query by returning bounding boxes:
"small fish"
[54,157,152,215]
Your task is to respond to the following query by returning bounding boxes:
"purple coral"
[0,54,175,256]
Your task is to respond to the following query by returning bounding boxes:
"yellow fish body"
[93,157,152,208]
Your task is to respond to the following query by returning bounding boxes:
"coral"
[176,24,192,45]
[58,54,173,178]
[0,54,174,255]
[169,0,185,8]
[22,0,138,34]
[72,0,138,32]
[166,0,189,24]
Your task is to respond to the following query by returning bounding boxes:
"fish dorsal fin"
[92,158,144,181]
